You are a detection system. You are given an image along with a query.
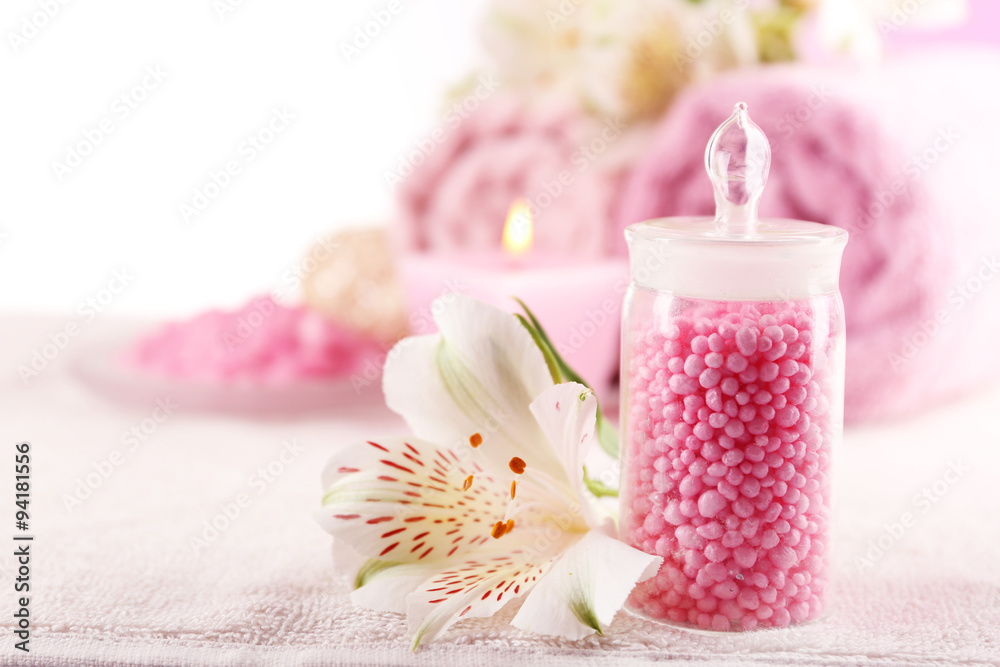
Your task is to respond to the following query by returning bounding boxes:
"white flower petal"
[406,537,571,648]
[350,561,442,614]
[383,295,563,478]
[328,538,367,587]
[317,437,510,563]
[511,530,662,640]
[527,382,600,524]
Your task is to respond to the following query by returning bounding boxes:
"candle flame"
[502,199,533,257]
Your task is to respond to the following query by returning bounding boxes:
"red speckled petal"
[317,437,510,564]
[406,536,573,648]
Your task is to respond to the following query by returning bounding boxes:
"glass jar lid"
[626,103,847,300]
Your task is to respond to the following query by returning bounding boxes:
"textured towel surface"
[617,48,1000,424]
[2,315,999,666]
[396,95,650,258]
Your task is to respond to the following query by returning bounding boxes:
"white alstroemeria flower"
[316,295,661,648]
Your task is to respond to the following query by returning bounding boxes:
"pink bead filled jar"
[619,103,847,631]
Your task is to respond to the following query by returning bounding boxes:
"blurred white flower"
[478,0,970,121]
[481,0,758,122]
[798,0,968,63]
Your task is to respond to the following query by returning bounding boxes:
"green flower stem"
[514,299,621,464]
[583,466,619,499]
[354,558,399,589]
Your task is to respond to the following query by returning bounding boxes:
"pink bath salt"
[737,588,760,610]
[684,354,708,377]
[735,327,758,356]
[771,607,792,627]
[705,352,725,368]
[696,522,725,540]
[720,377,740,396]
[125,295,383,385]
[726,353,749,373]
[732,545,758,569]
[704,542,730,563]
[622,298,835,630]
[664,501,685,525]
[697,490,727,518]
[669,374,700,395]
[769,545,799,569]
[675,525,702,549]
[700,368,723,388]
[704,562,729,582]
[679,474,704,496]
[711,581,739,600]
[721,530,744,548]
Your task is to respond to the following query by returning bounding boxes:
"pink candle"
[399,200,626,393]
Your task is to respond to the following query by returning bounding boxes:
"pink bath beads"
[735,327,757,356]
[621,298,837,631]
[697,490,728,518]
[125,295,383,385]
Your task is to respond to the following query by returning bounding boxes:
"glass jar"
[619,103,847,631]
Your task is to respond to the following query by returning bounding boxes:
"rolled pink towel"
[397,94,650,258]
[617,48,1000,423]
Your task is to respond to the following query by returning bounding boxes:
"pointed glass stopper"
[705,102,770,237]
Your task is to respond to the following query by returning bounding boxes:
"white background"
[0,0,487,316]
